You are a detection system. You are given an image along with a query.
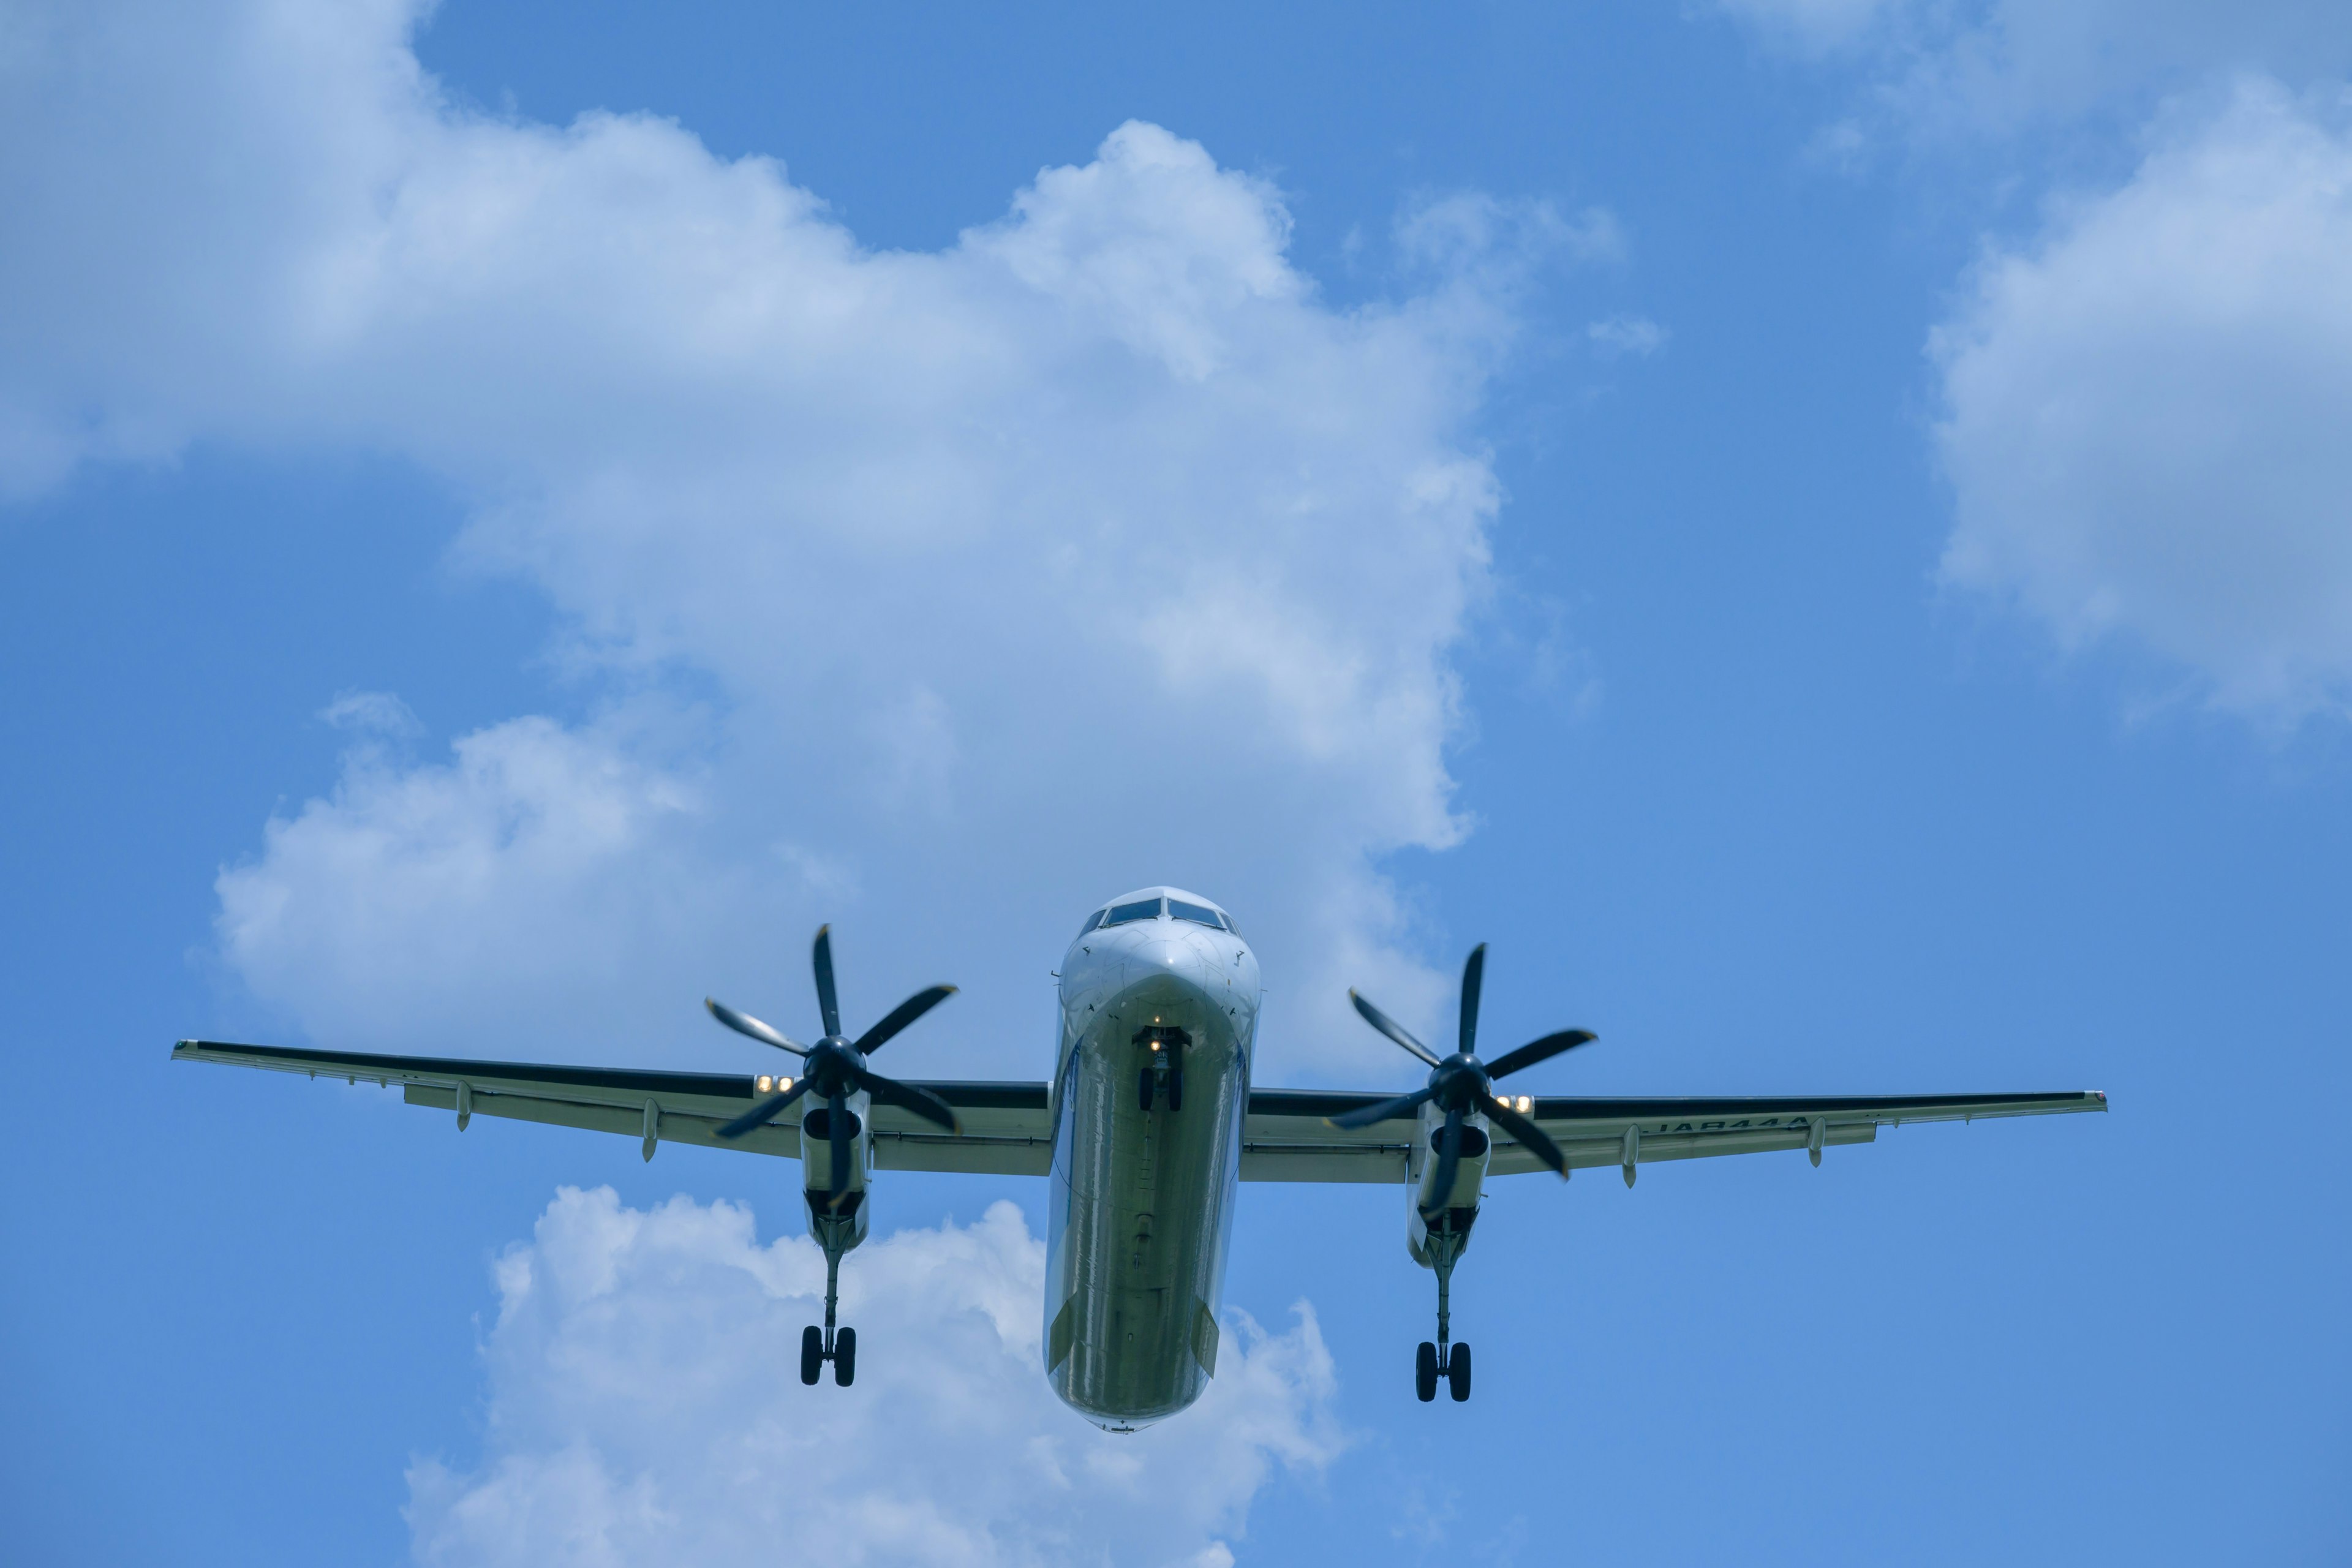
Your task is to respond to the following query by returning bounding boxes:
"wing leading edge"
[171,1040,1053,1175]
[1238,1088,2107,1183]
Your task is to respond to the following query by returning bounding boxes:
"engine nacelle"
[1405,1099,1491,1267]
[800,1089,874,1251]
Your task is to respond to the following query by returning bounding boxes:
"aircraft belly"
[1045,975,1246,1427]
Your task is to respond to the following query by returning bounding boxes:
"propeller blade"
[827,1090,850,1210]
[716,1076,813,1139]
[858,1069,960,1133]
[705,997,807,1055]
[851,984,957,1057]
[1485,1028,1597,1080]
[1479,1090,1568,1178]
[1425,1104,1465,1215]
[1327,1084,1437,1130]
[812,925,842,1039]
[1350,989,1442,1067]
[1458,943,1486,1059]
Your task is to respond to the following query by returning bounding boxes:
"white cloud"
[403,1189,1346,1567]
[1932,78,2352,718]
[216,707,742,1048]
[0,0,1596,1071]
[322,689,426,737]
[1713,0,1898,56]
[1714,0,2352,140]
[1585,315,1669,360]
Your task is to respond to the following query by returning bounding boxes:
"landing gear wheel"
[1139,1068,1155,1112]
[834,1326,856,1387]
[1447,1342,1472,1402]
[800,1325,823,1386]
[1167,1066,1183,1112]
[1415,1341,1438,1403]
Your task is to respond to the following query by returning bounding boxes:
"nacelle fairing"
[1407,1097,1491,1265]
[799,1086,874,1250]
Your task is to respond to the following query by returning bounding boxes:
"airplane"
[175,884,2106,1429]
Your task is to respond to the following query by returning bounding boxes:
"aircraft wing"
[1239,1088,2106,1182]
[175,1039,2103,1186]
[171,1039,1054,1176]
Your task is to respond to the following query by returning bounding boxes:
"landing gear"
[1138,1061,1184,1112]
[803,1207,859,1388]
[1415,1341,1439,1401]
[1414,1207,1474,1403]
[1413,1340,1470,1402]
[1136,1026,1188,1115]
[834,1326,856,1387]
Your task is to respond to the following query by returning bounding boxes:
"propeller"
[709,924,960,1210]
[1330,943,1596,1215]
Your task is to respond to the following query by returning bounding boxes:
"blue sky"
[3,0,2348,1562]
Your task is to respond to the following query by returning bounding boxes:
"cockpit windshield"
[1102,897,1163,927]
[1076,909,1105,938]
[1167,899,1224,930]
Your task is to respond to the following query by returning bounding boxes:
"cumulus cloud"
[403,1189,1345,1567]
[1931,78,2352,719]
[1713,0,2352,140]
[0,0,1596,1069]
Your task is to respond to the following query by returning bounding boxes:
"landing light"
[756,1074,773,1092]
[1516,1096,1532,1114]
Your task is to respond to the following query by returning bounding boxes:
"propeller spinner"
[707,925,960,1211]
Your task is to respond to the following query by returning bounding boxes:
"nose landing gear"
[1136,1026,1188,1113]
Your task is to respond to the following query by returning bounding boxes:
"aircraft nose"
[1118,928,1224,1010]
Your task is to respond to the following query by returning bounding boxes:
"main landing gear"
[802,1208,858,1388]
[1414,1209,1472,1403]
[1415,1340,1470,1402]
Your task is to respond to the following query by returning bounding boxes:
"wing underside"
[171,1040,1054,1175]
[176,1040,2103,1185]
[1239,1088,2106,1182]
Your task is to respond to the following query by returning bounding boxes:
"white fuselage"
[1042,888,1261,1427]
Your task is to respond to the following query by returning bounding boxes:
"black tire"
[799,1325,823,1386]
[1414,1341,1438,1403]
[1447,1341,1472,1402]
[1139,1067,1155,1112]
[834,1326,856,1388]
[1167,1066,1183,1112]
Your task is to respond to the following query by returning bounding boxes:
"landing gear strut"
[803,1209,858,1387]
[1414,1210,1472,1403]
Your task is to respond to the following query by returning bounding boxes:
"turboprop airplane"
[174,885,2105,1428]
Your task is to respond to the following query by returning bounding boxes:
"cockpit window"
[1076,909,1106,938]
[1219,910,1241,936]
[1168,899,1223,930]
[1102,897,1164,927]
